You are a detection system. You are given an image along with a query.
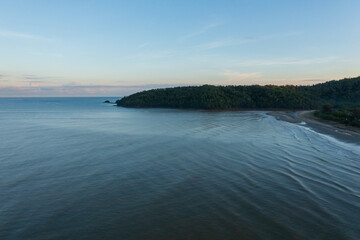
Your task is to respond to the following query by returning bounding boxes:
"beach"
[269,110,360,145]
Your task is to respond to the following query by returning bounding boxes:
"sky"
[0,0,359,97]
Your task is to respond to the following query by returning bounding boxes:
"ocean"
[0,97,359,240]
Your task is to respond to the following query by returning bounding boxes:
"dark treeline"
[116,76,360,110]
[314,103,360,127]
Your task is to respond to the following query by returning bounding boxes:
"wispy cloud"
[233,57,341,67]
[219,72,336,86]
[0,83,189,97]
[301,79,328,82]
[137,42,150,49]
[28,52,63,57]
[21,74,64,81]
[179,23,219,41]
[124,50,176,61]
[0,30,53,41]
[57,84,185,89]
[261,31,303,40]
[0,73,65,88]
[197,38,250,50]
[197,31,302,50]
[23,74,45,80]
[221,72,262,83]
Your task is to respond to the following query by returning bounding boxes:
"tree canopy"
[116,76,360,110]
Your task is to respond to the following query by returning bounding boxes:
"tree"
[321,103,332,114]
[353,108,360,120]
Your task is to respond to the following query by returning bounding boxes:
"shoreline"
[268,110,360,145]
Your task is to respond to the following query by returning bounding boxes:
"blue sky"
[0,0,359,96]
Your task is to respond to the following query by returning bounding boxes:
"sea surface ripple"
[0,98,359,240]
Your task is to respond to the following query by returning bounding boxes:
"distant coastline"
[269,111,360,145]
[116,76,360,110]
[115,76,360,143]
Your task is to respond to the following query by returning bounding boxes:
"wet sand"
[269,110,360,145]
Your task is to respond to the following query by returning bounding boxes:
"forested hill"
[116,76,360,110]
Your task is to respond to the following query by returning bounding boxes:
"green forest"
[116,76,360,110]
[314,103,360,127]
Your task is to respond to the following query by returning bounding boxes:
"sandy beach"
[269,110,360,145]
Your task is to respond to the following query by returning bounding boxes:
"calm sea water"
[0,97,359,240]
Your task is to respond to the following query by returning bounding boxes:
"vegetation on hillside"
[314,103,360,127]
[116,76,360,110]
